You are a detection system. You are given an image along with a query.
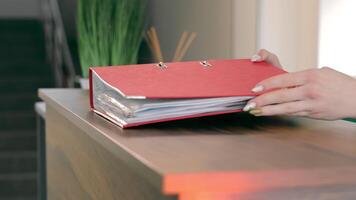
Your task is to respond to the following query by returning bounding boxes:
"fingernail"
[251,55,262,62]
[243,102,256,112]
[251,85,264,93]
[249,109,263,116]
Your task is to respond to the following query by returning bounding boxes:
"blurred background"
[0,0,354,199]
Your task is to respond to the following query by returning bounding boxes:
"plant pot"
[79,78,89,89]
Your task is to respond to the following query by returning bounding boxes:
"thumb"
[251,49,282,68]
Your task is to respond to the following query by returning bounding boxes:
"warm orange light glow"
[164,167,356,200]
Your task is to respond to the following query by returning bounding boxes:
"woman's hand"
[244,49,356,120]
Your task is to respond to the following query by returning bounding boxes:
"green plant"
[78,0,145,78]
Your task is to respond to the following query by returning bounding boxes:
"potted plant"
[77,0,145,89]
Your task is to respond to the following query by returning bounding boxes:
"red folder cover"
[89,59,286,128]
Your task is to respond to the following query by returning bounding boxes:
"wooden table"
[39,89,356,200]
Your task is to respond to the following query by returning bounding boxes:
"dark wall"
[58,0,77,39]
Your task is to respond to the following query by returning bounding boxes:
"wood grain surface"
[40,89,356,200]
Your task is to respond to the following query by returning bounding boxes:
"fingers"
[287,111,310,117]
[243,72,311,112]
[251,49,282,68]
[252,71,309,93]
[249,101,310,116]
[249,86,306,108]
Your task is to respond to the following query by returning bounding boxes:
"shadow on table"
[121,112,301,136]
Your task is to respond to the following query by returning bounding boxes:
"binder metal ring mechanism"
[156,62,168,69]
[156,61,212,70]
[200,60,212,68]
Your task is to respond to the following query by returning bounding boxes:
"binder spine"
[89,68,94,109]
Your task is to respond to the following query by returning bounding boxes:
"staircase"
[0,19,54,199]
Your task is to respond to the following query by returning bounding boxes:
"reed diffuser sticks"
[145,27,197,63]
[174,32,197,62]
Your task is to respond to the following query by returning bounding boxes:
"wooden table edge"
[39,89,165,191]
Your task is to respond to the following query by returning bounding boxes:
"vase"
[79,78,89,89]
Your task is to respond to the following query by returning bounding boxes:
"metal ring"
[156,62,168,69]
[200,60,212,68]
